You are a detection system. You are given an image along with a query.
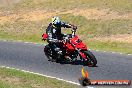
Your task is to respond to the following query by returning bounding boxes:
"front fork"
[74,48,87,61]
[68,42,87,61]
[79,52,86,59]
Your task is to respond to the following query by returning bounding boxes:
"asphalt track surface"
[0,41,132,87]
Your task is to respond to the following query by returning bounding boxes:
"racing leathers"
[46,22,76,55]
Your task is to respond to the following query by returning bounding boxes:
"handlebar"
[71,29,76,37]
[56,27,77,43]
[62,28,76,41]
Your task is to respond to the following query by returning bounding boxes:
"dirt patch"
[19,11,54,21]
[0,8,131,24]
[0,76,40,87]
[0,0,20,7]
[0,76,21,85]
[0,10,56,23]
[64,8,132,19]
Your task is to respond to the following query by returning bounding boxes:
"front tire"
[83,50,97,67]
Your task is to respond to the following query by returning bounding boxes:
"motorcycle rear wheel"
[44,45,52,60]
[44,45,62,62]
[83,50,97,67]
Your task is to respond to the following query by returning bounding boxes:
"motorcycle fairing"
[70,35,87,50]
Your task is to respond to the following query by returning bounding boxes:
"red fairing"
[70,35,87,50]
[42,34,48,40]
[64,42,74,55]
[64,42,74,50]
[63,35,87,55]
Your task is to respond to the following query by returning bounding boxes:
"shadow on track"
[59,60,98,67]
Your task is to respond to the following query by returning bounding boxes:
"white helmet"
[52,17,61,25]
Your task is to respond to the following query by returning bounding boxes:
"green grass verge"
[86,40,132,54]
[0,67,79,88]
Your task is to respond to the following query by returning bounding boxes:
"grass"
[0,67,79,88]
[0,20,44,42]
[59,14,132,35]
[86,40,132,54]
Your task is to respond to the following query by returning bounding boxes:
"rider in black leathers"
[46,17,77,55]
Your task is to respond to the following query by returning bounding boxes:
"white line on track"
[0,66,80,85]
[89,48,132,56]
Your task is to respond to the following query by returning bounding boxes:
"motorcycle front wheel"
[83,50,97,67]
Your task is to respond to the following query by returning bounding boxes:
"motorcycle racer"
[46,17,77,56]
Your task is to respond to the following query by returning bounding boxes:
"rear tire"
[83,50,97,67]
[44,45,53,61]
[44,45,62,62]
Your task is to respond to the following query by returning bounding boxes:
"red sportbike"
[42,29,97,67]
